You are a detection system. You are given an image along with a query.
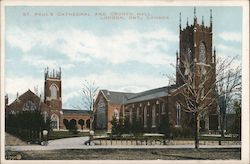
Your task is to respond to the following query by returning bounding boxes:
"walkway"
[5,136,241,151]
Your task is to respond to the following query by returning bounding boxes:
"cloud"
[21,55,57,68]
[6,26,177,66]
[6,26,58,52]
[21,55,75,70]
[6,27,35,52]
[62,91,81,108]
[61,70,169,107]
[84,70,168,91]
[6,25,176,108]
[56,29,177,65]
[217,44,241,57]
[218,32,241,42]
[5,76,43,103]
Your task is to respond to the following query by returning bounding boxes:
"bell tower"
[175,8,217,132]
[176,8,216,86]
[44,67,62,129]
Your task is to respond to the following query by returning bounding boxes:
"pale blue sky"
[5,6,242,109]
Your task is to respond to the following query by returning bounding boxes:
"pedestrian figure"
[42,130,48,146]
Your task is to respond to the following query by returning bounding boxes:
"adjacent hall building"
[5,68,91,131]
[94,9,219,133]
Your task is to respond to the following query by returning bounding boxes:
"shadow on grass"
[5,148,241,160]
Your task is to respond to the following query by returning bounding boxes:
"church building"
[94,9,219,133]
[5,68,91,131]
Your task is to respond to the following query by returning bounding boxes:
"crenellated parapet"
[44,67,61,80]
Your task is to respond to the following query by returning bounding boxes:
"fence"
[93,135,169,145]
[94,139,241,146]
[93,135,241,146]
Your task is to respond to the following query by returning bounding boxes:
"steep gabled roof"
[17,89,40,103]
[126,85,177,104]
[101,90,134,104]
[8,90,39,107]
[7,89,50,111]
[97,85,177,105]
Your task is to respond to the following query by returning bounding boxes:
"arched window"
[23,100,37,111]
[161,103,166,114]
[152,105,156,127]
[199,42,206,63]
[43,111,48,123]
[51,114,59,129]
[176,103,181,126]
[144,106,147,127]
[70,119,77,126]
[129,108,132,124]
[97,96,106,129]
[113,109,119,120]
[78,119,85,130]
[136,107,139,120]
[86,119,90,128]
[199,42,207,75]
[63,119,69,129]
[50,84,58,99]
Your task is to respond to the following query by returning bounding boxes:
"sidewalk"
[5,136,241,151]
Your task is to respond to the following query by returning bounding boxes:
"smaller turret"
[179,12,182,31]
[193,7,197,25]
[210,9,213,29]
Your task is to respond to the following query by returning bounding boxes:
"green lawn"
[48,131,89,140]
[5,148,241,160]
[94,135,239,141]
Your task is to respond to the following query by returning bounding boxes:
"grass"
[48,131,89,140]
[199,136,240,141]
[172,136,239,141]
[5,148,241,160]
[94,135,239,141]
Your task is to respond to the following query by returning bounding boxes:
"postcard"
[1,0,249,163]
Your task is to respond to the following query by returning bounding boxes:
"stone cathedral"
[94,8,219,133]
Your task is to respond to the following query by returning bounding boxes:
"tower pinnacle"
[179,12,182,30]
[193,7,197,25]
[210,9,213,28]
[194,7,196,18]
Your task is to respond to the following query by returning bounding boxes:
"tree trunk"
[194,113,200,149]
[90,119,93,131]
[221,114,225,138]
[88,118,94,145]
[219,112,225,145]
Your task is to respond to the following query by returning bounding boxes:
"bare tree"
[81,80,99,131]
[174,54,241,149]
[215,57,241,141]
[175,54,217,149]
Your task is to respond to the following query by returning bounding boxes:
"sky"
[4,6,242,109]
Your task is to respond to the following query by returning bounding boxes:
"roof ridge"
[101,89,134,94]
[127,85,176,100]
